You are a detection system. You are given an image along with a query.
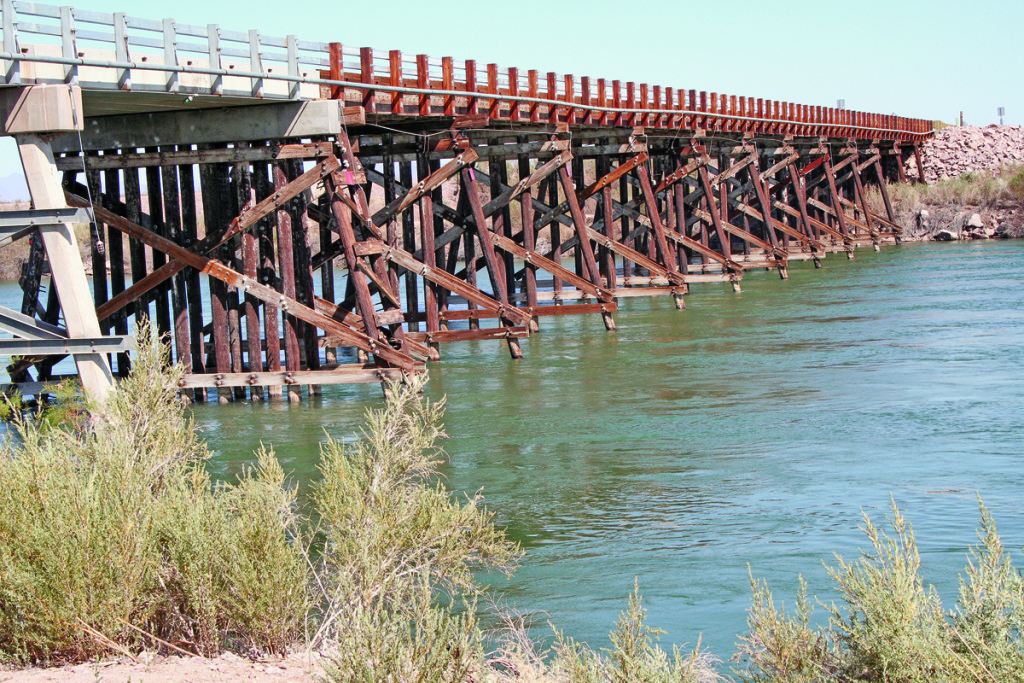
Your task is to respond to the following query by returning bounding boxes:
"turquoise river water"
[108,240,1024,658]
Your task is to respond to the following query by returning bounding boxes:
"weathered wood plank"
[55,143,335,171]
[178,365,410,388]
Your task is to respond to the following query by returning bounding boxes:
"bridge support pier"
[2,85,115,406]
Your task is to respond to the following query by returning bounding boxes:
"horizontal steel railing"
[0,0,933,141]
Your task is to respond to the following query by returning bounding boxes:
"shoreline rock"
[906,124,1024,183]
[894,124,1024,242]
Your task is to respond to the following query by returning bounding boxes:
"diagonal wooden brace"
[70,193,416,370]
[483,148,571,215]
[693,205,783,258]
[380,245,534,327]
[372,148,479,226]
[487,231,613,300]
[76,156,342,323]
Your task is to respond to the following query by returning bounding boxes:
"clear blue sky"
[3,0,1021,183]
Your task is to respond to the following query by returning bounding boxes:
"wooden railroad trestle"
[4,112,912,402]
[0,4,934,402]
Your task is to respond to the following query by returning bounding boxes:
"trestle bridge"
[0,1,934,402]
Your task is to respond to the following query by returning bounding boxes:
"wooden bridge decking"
[0,1,934,401]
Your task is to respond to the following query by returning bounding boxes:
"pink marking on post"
[345,171,355,185]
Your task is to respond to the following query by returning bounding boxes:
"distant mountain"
[0,171,28,202]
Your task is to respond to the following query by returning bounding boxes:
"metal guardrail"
[0,0,327,98]
[0,0,934,141]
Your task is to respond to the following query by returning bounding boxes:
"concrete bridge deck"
[0,1,934,402]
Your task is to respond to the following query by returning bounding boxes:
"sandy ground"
[0,651,323,683]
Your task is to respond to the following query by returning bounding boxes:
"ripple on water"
[189,241,1024,658]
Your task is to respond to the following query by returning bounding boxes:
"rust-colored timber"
[8,19,932,398]
[66,193,417,371]
[0,6,937,401]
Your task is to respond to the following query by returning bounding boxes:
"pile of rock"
[929,212,999,241]
[906,125,1024,183]
[915,207,1023,242]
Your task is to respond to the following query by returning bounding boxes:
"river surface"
[99,241,1024,658]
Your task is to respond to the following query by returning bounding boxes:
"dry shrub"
[1008,166,1024,201]
[878,164,1024,215]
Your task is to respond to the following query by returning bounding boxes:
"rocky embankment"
[899,125,1024,242]
[906,125,1024,183]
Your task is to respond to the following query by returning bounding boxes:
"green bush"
[733,575,835,683]
[0,325,519,670]
[312,379,519,615]
[322,579,485,683]
[949,503,1024,682]
[487,582,723,683]
[826,501,955,682]
[0,322,306,664]
[310,375,520,681]
[735,499,1024,683]
[151,444,309,656]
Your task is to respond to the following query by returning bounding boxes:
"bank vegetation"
[1,324,1022,682]
[868,163,1024,241]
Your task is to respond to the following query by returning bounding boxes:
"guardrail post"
[487,63,498,119]
[626,82,635,127]
[114,12,130,90]
[564,74,574,124]
[389,50,402,113]
[208,24,222,95]
[654,85,662,127]
[249,29,264,97]
[2,0,20,85]
[546,71,556,123]
[640,83,650,127]
[581,76,591,125]
[441,56,453,115]
[527,69,538,122]
[416,54,429,115]
[465,59,477,115]
[286,35,299,99]
[508,65,519,121]
[163,18,178,93]
[612,80,621,126]
[360,47,375,112]
[59,6,77,85]
[328,42,343,99]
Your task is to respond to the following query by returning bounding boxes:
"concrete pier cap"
[0,84,84,136]
[50,98,352,153]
